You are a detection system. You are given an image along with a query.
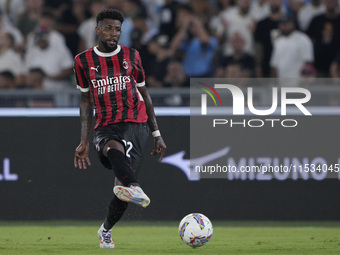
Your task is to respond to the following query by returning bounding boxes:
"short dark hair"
[29,68,46,77]
[96,9,124,25]
[0,71,15,80]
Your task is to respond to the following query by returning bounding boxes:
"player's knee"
[104,140,125,157]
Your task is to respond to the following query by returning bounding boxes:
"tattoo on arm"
[80,92,93,144]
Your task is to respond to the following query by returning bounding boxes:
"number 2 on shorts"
[122,139,133,158]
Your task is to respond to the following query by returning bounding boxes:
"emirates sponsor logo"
[91,75,130,95]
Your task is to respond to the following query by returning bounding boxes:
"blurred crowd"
[0,0,340,91]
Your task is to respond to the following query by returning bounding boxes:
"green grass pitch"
[1,221,340,254]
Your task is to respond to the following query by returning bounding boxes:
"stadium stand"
[0,0,339,107]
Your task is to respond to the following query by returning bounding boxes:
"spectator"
[215,0,234,12]
[216,32,255,77]
[254,0,284,77]
[251,0,271,21]
[0,0,25,25]
[0,70,28,107]
[163,60,188,88]
[143,36,171,88]
[43,0,69,20]
[16,0,44,39]
[190,0,214,21]
[119,0,145,47]
[223,63,253,88]
[77,0,106,52]
[129,28,165,89]
[0,32,23,86]
[141,0,164,29]
[56,0,90,56]
[24,68,54,107]
[307,0,340,77]
[158,0,180,44]
[170,6,218,77]
[0,70,15,88]
[210,0,234,39]
[287,0,305,19]
[0,9,24,47]
[24,28,73,91]
[221,0,256,56]
[25,68,45,89]
[26,8,66,51]
[225,63,244,78]
[163,61,189,106]
[132,11,158,45]
[330,50,340,78]
[270,15,314,78]
[298,0,325,31]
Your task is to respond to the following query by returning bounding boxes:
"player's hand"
[74,143,91,169]
[151,136,166,162]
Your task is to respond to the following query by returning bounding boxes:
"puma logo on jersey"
[91,66,99,72]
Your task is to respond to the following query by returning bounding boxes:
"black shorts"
[93,122,149,171]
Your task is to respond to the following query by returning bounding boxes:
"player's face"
[96,19,122,52]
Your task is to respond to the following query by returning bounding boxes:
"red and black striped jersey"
[74,45,148,130]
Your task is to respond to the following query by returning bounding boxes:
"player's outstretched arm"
[74,91,93,169]
[138,86,167,161]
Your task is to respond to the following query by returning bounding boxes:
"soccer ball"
[178,213,213,248]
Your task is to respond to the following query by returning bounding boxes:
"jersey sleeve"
[74,54,90,92]
[132,50,146,87]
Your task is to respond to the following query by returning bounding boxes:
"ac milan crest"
[122,59,129,69]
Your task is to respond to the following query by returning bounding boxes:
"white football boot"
[113,185,150,208]
[97,224,115,248]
